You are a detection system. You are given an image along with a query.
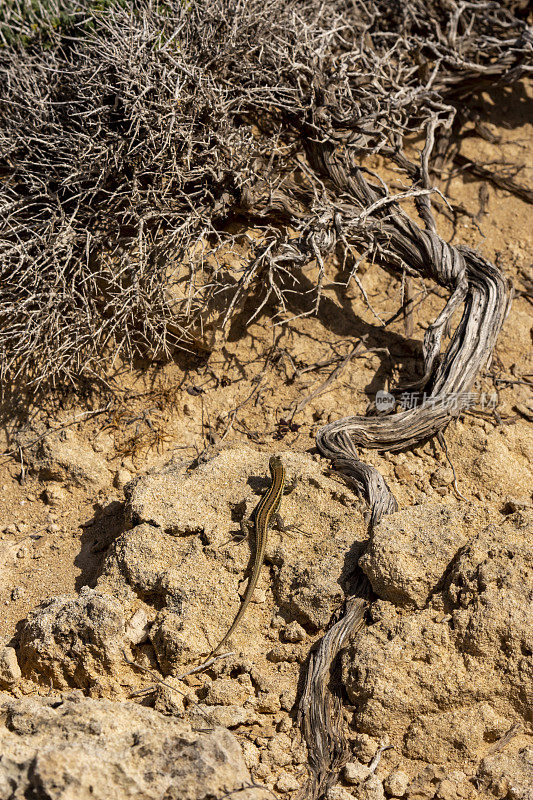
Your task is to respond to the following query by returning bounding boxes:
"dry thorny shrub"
[0,0,530,393]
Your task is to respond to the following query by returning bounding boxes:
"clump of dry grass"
[0,0,530,392]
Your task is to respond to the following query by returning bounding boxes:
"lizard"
[207,455,289,658]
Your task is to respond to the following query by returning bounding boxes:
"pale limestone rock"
[100,448,366,670]
[31,428,111,487]
[274,554,345,628]
[326,789,355,800]
[0,646,21,687]
[124,607,149,644]
[343,761,371,784]
[0,693,262,799]
[476,747,533,800]
[345,514,533,769]
[359,502,486,608]
[241,739,260,769]
[403,703,510,763]
[351,732,379,763]
[361,776,386,800]
[281,621,306,642]
[384,769,410,797]
[114,467,132,489]
[198,703,255,728]
[265,733,293,767]
[17,587,128,695]
[276,772,300,793]
[205,677,253,706]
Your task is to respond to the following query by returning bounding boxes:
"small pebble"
[266,645,300,663]
[43,485,67,507]
[113,468,132,490]
[275,773,300,793]
[280,691,295,711]
[435,779,455,800]
[343,761,371,785]
[281,621,306,643]
[361,775,385,800]
[3,524,17,535]
[430,466,454,488]
[252,588,267,604]
[124,608,149,645]
[326,787,355,800]
[16,545,28,559]
[0,646,22,687]
[384,769,409,797]
[394,464,412,482]
[11,587,23,601]
[254,763,270,780]
[277,715,293,733]
[240,739,260,769]
[351,733,379,764]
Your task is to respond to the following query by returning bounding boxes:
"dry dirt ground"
[0,84,531,799]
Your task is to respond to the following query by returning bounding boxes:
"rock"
[276,772,300,793]
[446,523,533,679]
[429,467,454,488]
[326,789,355,800]
[255,690,281,714]
[251,587,266,604]
[344,515,533,768]
[0,646,21,687]
[241,740,260,769]
[198,703,255,728]
[281,621,306,642]
[0,693,262,799]
[394,464,413,482]
[124,607,150,644]
[274,554,345,628]
[31,428,111,487]
[43,483,68,506]
[17,587,129,694]
[351,733,379,764]
[403,702,510,763]
[359,503,487,608]
[384,770,409,797]
[205,677,253,706]
[435,778,464,800]
[114,467,133,490]
[266,732,293,767]
[466,431,532,499]
[476,747,533,800]
[98,522,228,667]
[343,761,371,784]
[354,776,386,800]
[406,767,446,800]
[266,645,300,663]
